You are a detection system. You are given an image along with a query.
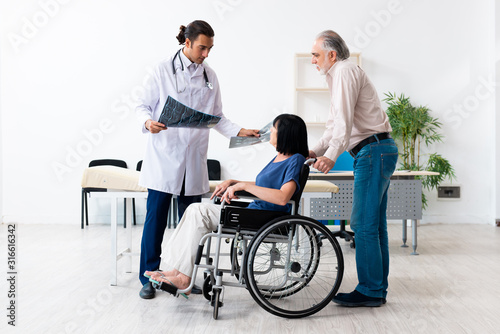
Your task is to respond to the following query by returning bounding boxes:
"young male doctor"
[136,20,258,299]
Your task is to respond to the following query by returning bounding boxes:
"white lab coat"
[136,51,241,196]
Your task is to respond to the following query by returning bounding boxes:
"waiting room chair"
[207,159,221,181]
[168,159,222,228]
[81,159,128,229]
[132,160,143,226]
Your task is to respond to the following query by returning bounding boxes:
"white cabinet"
[294,53,361,125]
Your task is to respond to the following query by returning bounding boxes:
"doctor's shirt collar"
[180,47,200,73]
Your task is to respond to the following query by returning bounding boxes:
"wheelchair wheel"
[202,275,213,301]
[230,238,241,279]
[230,237,248,281]
[244,216,344,318]
[212,288,222,320]
[254,225,318,299]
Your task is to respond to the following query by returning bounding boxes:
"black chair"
[339,220,355,248]
[81,159,128,229]
[168,159,222,228]
[132,160,143,226]
[207,159,221,180]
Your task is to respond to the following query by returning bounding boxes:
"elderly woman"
[145,113,309,294]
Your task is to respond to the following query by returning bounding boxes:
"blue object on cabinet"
[332,151,354,171]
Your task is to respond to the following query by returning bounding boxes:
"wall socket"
[437,185,461,199]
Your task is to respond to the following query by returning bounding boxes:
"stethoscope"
[172,49,213,91]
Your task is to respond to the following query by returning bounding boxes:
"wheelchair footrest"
[152,280,177,295]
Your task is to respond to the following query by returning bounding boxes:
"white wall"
[496,0,500,223]
[0,0,497,225]
[0,51,3,223]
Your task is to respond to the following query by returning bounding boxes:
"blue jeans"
[350,138,398,298]
[139,186,201,285]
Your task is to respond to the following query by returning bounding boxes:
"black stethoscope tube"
[172,49,213,90]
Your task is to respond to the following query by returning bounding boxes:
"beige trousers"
[163,203,220,277]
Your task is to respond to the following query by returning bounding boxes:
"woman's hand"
[210,180,235,200]
[220,183,244,204]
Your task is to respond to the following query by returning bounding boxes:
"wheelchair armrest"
[223,200,250,208]
[233,191,299,215]
[213,195,251,208]
[234,190,255,198]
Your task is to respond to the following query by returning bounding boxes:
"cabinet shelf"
[294,52,361,124]
[305,122,326,126]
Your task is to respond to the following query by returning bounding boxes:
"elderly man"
[309,30,398,307]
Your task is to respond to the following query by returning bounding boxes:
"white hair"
[316,30,350,60]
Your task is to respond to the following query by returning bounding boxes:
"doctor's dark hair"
[176,20,215,45]
[273,114,309,158]
[316,30,350,61]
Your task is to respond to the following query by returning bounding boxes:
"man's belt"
[349,132,392,158]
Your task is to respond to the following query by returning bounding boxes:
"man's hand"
[308,150,317,159]
[313,156,335,174]
[145,119,167,133]
[237,128,260,137]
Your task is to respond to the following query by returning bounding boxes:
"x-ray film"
[158,96,221,128]
[229,121,272,148]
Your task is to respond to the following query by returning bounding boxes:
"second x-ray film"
[229,121,273,148]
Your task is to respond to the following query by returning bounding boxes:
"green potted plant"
[383,92,456,208]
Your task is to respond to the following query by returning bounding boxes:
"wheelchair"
[153,160,345,319]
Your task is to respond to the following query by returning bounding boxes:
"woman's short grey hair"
[316,30,350,60]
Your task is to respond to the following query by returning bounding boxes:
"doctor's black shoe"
[332,290,384,307]
[191,284,202,295]
[139,282,156,299]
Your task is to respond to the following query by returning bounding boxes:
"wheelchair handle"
[305,158,317,165]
